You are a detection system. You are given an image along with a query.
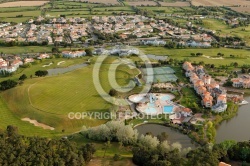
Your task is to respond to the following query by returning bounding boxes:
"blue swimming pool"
[161,95,171,101]
[163,105,174,114]
[145,107,157,114]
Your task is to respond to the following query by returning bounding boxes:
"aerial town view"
[0,0,249,165]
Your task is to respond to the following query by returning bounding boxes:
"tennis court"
[141,67,177,83]
[142,67,175,75]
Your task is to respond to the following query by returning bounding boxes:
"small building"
[24,58,34,64]
[37,53,50,60]
[62,50,86,58]
[202,94,213,108]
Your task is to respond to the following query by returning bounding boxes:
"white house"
[37,53,50,60]
[62,50,86,58]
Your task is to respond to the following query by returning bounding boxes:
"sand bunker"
[202,55,224,59]
[0,1,49,7]
[42,62,53,67]
[22,118,55,130]
[57,61,65,65]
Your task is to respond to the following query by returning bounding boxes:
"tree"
[19,74,27,81]
[0,79,18,90]
[35,70,48,77]
[138,135,159,149]
[157,132,168,143]
[85,48,93,56]
[52,47,59,53]
[187,146,219,166]
[81,143,96,163]
[103,141,111,158]
[109,89,118,96]
[0,126,96,165]
[233,62,239,67]
[113,154,121,161]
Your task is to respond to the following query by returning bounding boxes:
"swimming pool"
[161,95,171,101]
[163,105,174,114]
[145,107,157,114]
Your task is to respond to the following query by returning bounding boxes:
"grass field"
[1,17,31,23]
[0,6,38,12]
[159,1,190,7]
[0,46,52,54]
[138,46,250,66]
[200,19,250,46]
[0,10,41,17]
[0,95,61,137]
[0,56,139,136]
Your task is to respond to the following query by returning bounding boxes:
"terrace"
[129,93,177,115]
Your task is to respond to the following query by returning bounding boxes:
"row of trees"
[0,41,48,47]
[0,70,48,91]
[0,79,17,90]
[0,126,95,165]
[133,137,250,166]
[82,121,139,145]
[35,70,48,77]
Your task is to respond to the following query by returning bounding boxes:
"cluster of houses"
[0,15,216,47]
[0,17,88,44]
[231,76,250,89]
[92,15,153,38]
[0,57,23,73]
[0,53,50,73]
[183,61,228,112]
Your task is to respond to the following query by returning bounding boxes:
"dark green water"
[135,124,196,148]
[216,96,250,143]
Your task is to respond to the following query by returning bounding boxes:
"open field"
[230,6,250,13]
[137,6,193,13]
[138,46,250,66]
[0,56,139,136]
[0,1,49,7]
[80,0,120,5]
[159,1,190,7]
[0,46,52,54]
[127,1,157,6]
[191,0,250,6]
[1,17,31,23]
[0,95,61,137]
[0,6,38,12]
[0,10,41,17]
[200,19,250,46]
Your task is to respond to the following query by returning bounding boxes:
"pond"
[216,96,250,143]
[47,63,88,76]
[135,124,196,149]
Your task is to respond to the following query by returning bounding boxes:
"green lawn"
[0,10,41,17]
[0,46,52,54]
[138,46,250,66]
[0,56,139,136]
[180,87,200,107]
[47,10,90,17]
[0,95,61,137]
[2,17,31,23]
[199,18,250,46]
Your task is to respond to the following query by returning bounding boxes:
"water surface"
[135,124,196,148]
[216,96,250,143]
[47,63,88,76]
